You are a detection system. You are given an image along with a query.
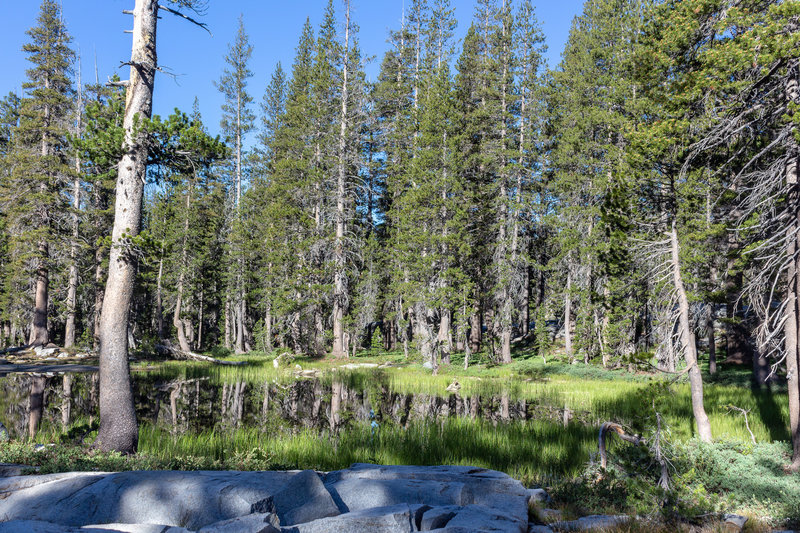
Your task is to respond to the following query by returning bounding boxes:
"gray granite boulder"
[419,505,461,530]
[252,469,339,526]
[444,505,524,533]
[0,464,532,533]
[279,503,426,533]
[323,463,529,527]
[0,470,295,530]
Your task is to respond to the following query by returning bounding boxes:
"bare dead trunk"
[331,1,351,359]
[65,71,84,349]
[671,220,712,443]
[96,0,160,454]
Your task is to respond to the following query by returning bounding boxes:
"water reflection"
[0,369,588,441]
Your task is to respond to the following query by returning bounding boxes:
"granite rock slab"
[0,464,531,533]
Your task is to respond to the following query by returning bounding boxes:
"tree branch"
[158,4,212,36]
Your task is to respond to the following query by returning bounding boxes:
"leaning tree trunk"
[95,0,159,454]
[670,220,713,443]
[785,58,800,471]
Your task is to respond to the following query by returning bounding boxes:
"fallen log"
[155,344,247,366]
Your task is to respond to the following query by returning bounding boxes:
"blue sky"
[0,0,582,140]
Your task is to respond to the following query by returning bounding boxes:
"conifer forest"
[2,0,800,516]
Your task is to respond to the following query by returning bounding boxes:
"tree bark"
[671,220,712,443]
[29,242,50,347]
[95,0,159,454]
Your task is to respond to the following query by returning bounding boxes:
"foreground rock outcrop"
[0,464,530,532]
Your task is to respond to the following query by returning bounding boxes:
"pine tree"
[0,92,21,346]
[247,63,287,351]
[259,19,318,353]
[548,0,647,365]
[1,0,74,347]
[216,15,255,354]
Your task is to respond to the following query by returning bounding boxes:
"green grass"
[136,417,597,484]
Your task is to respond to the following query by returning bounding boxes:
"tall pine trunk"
[96,0,159,453]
